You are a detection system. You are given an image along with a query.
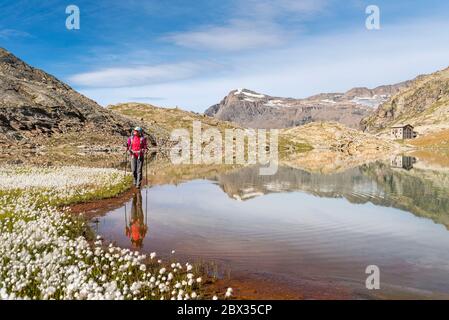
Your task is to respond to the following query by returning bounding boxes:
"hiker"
[126,127,148,189]
[125,191,148,249]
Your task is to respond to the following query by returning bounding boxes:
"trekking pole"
[145,184,148,226]
[145,152,148,186]
[124,201,128,231]
[144,147,148,226]
[124,151,128,179]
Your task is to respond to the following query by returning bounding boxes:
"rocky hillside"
[277,122,399,173]
[361,66,449,137]
[109,102,240,134]
[205,84,411,129]
[281,121,395,153]
[0,47,160,151]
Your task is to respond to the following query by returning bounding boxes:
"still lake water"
[93,157,449,298]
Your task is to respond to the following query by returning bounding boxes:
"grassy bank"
[410,128,449,150]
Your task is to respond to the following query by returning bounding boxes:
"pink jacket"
[127,135,148,158]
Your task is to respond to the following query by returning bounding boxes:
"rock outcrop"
[278,122,398,174]
[281,121,395,153]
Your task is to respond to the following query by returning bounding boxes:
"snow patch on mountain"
[264,100,289,108]
[351,95,389,108]
[234,88,265,99]
[321,99,337,104]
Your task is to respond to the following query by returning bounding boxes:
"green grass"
[0,175,132,210]
[278,135,313,158]
[53,174,133,207]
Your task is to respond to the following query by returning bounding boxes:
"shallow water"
[93,156,449,298]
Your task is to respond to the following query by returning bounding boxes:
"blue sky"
[1,0,449,111]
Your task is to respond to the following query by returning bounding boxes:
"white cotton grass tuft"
[225,287,233,298]
[0,165,215,300]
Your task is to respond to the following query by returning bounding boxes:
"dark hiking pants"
[130,156,144,187]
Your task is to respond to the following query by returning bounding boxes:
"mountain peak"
[205,81,412,129]
[231,88,266,99]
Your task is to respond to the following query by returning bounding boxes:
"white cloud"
[0,29,30,39]
[241,0,330,17]
[69,61,216,88]
[164,20,287,51]
[163,0,329,51]
[76,19,449,112]
[277,0,329,13]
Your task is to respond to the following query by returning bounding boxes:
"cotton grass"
[0,166,229,300]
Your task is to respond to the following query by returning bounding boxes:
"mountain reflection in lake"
[93,158,449,299]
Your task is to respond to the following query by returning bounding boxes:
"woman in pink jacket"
[126,127,148,188]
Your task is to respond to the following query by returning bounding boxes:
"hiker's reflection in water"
[125,191,148,249]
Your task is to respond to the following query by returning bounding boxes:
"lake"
[91,156,449,299]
